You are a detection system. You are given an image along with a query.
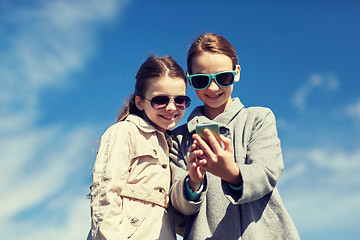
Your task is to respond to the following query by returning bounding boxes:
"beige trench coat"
[88,114,176,240]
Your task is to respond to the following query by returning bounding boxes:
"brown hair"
[117,55,186,122]
[187,33,238,74]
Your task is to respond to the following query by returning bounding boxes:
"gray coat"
[169,98,300,240]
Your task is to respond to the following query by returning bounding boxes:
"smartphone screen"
[195,123,221,143]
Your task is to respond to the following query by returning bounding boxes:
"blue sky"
[1,0,359,239]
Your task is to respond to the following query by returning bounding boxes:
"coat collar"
[187,98,244,133]
[126,114,158,133]
[126,114,172,147]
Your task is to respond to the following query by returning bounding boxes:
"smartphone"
[195,123,221,143]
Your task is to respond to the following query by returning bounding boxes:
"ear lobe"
[135,96,144,111]
[234,65,241,83]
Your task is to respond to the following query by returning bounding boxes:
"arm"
[169,128,207,216]
[192,109,283,204]
[186,139,207,191]
[237,109,284,203]
[89,124,131,239]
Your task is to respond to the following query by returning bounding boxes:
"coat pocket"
[128,145,161,180]
[120,197,147,239]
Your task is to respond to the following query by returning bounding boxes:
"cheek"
[178,110,185,118]
[142,106,157,118]
[195,90,208,102]
[195,89,205,96]
[224,86,234,95]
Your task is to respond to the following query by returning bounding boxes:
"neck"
[203,98,232,120]
[204,106,224,120]
[142,112,166,132]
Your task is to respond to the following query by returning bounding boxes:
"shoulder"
[169,123,192,149]
[243,106,276,123]
[171,123,189,136]
[246,106,274,116]
[106,120,137,134]
[232,106,278,134]
[170,123,192,142]
[101,121,138,142]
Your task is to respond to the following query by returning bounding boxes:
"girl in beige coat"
[87,55,190,240]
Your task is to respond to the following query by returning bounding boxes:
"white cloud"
[0,0,129,239]
[346,99,360,122]
[0,0,126,116]
[292,72,339,111]
[279,147,360,232]
[0,125,94,235]
[4,195,92,240]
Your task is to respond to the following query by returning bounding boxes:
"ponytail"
[116,95,143,122]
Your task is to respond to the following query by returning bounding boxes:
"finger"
[192,133,214,157]
[188,142,197,153]
[197,167,206,178]
[187,161,196,170]
[203,129,222,153]
[187,149,203,163]
[219,134,233,151]
[197,158,207,167]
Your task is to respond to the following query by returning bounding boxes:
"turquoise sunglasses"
[187,67,238,90]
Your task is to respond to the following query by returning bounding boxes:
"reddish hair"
[117,55,186,122]
[187,33,238,74]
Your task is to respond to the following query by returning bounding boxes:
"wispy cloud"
[0,0,129,239]
[280,147,360,232]
[5,196,91,240]
[346,99,360,123]
[0,126,96,239]
[0,0,124,115]
[292,72,339,111]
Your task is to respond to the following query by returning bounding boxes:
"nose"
[207,78,219,90]
[166,99,177,111]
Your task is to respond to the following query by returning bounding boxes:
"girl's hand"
[186,139,207,191]
[192,129,243,185]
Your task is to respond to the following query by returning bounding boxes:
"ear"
[134,96,144,111]
[234,65,241,83]
[187,72,192,86]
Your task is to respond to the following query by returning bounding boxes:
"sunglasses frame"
[143,95,191,110]
[187,66,239,90]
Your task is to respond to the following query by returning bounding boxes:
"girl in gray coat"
[169,33,300,239]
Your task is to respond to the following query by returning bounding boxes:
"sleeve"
[88,124,132,239]
[232,108,284,204]
[169,127,207,216]
[184,176,204,201]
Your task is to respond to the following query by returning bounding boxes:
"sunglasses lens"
[216,72,234,86]
[151,96,170,109]
[191,76,210,89]
[174,96,191,109]
[149,95,191,110]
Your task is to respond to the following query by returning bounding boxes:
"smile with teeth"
[206,92,223,99]
[160,114,177,120]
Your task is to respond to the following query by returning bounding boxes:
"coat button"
[131,217,139,227]
[162,164,167,169]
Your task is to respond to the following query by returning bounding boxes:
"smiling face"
[135,76,187,132]
[191,52,240,119]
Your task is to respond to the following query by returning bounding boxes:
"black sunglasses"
[143,95,191,110]
[187,66,239,90]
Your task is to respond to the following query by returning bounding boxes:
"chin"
[165,122,178,131]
